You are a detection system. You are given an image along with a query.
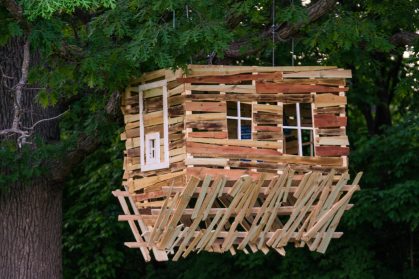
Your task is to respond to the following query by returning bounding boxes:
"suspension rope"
[185,4,193,64]
[272,0,276,66]
[173,10,176,29]
[290,0,295,66]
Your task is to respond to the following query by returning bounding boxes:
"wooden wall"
[182,65,351,181]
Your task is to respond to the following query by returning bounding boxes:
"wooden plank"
[185,157,229,167]
[317,136,349,146]
[276,78,346,87]
[188,131,228,139]
[186,167,272,181]
[302,185,359,241]
[283,69,352,78]
[133,190,166,202]
[184,101,226,112]
[315,146,350,156]
[187,142,343,165]
[187,65,337,77]
[178,72,283,84]
[185,120,226,131]
[314,114,347,128]
[132,69,166,83]
[138,80,166,91]
[187,138,282,149]
[186,142,282,157]
[133,171,185,190]
[191,175,212,219]
[186,84,256,94]
[315,93,347,107]
[253,104,282,113]
[256,83,348,94]
[254,126,282,132]
[317,128,346,136]
[151,203,353,216]
[185,113,226,122]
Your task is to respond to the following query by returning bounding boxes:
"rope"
[173,10,176,29]
[291,37,295,66]
[272,0,275,66]
[185,4,193,64]
[290,0,295,66]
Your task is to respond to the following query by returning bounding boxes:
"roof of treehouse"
[113,65,362,262]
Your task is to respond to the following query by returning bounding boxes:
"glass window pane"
[284,128,299,155]
[241,120,252,140]
[300,103,313,127]
[240,103,252,118]
[227,101,237,117]
[301,129,314,156]
[227,119,238,139]
[283,104,297,126]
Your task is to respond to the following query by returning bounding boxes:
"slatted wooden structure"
[114,65,362,262]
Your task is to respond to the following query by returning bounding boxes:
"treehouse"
[113,65,362,262]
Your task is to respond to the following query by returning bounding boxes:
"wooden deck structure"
[114,65,362,261]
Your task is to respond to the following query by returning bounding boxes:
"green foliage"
[0,138,61,192]
[22,0,116,20]
[62,133,135,279]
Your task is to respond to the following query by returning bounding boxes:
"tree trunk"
[0,37,63,278]
[0,181,63,279]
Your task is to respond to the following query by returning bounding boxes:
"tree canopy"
[0,0,418,278]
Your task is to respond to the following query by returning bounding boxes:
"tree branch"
[11,38,30,130]
[0,0,30,32]
[389,31,419,47]
[51,91,121,182]
[224,0,337,58]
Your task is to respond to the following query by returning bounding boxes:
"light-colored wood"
[116,65,360,261]
[315,93,347,107]
[187,138,282,149]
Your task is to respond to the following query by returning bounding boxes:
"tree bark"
[0,181,62,279]
[0,37,63,278]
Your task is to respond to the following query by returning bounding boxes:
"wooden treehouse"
[113,65,362,262]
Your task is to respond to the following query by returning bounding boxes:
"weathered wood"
[187,138,282,149]
[178,72,283,84]
[188,131,228,139]
[314,114,347,128]
[315,146,350,156]
[315,93,347,107]
[256,83,348,94]
[184,101,226,112]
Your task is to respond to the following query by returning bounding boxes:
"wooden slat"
[315,146,350,156]
[315,93,347,107]
[185,113,226,122]
[314,114,347,128]
[317,136,349,146]
[178,72,283,84]
[187,138,282,149]
[184,101,226,112]
[256,83,348,94]
[186,142,343,166]
[186,84,256,94]
[188,131,228,139]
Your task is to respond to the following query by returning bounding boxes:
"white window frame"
[226,101,252,140]
[145,132,160,165]
[139,80,169,171]
[283,103,315,156]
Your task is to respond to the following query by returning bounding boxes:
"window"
[227,101,252,140]
[139,80,169,171]
[283,103,314,156]
[145,132,160,164]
